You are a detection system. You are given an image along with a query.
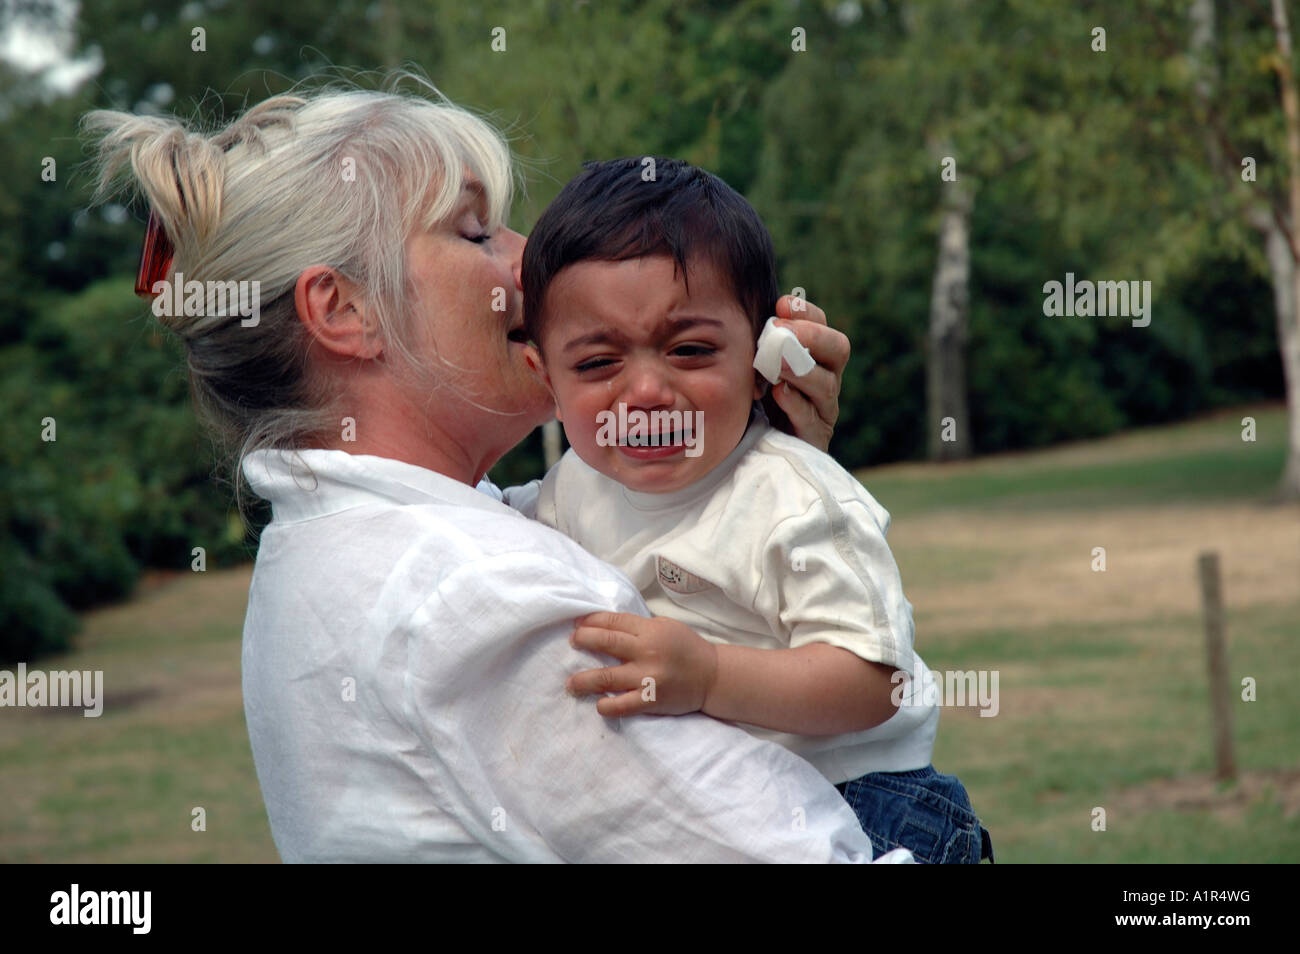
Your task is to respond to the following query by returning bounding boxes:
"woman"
[87,81,898,862]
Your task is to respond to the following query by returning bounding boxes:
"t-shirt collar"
[243,448,513,524]
[618,404,771,513]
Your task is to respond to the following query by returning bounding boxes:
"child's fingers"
[571,623,640,660]
[566,662,641,698]
[575,611,646,636]
[595,691,654,718]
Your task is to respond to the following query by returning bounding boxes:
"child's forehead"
[551,253,746,319]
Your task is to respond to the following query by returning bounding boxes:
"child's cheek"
[566,390,605,449]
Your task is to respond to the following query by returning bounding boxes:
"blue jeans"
[835,766,993,864]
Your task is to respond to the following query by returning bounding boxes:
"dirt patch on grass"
[1109,769,1300,822]
[895,503,1300,639]
[863,404,1285,482]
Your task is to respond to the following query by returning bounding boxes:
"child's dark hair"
[522,157,779,352]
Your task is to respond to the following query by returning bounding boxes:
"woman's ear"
[294,266,382,359]
[523,344,562,422]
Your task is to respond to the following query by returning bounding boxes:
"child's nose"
[622,360,675,409]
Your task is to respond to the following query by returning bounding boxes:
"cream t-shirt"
[534,413,939,784]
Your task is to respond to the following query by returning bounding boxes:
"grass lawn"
[862,403,1300,862]
[2,403,1296,862]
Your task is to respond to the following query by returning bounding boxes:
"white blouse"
[240,448,909,863]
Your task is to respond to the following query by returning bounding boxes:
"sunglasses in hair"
[135,210,174,299]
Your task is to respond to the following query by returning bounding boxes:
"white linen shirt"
[534,413,940,783]
[240,447,901,863]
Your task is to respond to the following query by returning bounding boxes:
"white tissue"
[752,316,816,385]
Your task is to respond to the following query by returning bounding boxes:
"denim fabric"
[835,765,993,864]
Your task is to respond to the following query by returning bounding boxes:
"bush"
[0,278,255,664]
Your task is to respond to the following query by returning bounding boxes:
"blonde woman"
[86,81,903,863]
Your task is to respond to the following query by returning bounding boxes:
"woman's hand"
[769,295,849,453]
[566,612,719,718]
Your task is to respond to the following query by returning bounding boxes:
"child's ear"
[752,370,767,402]
[523,344,563,422]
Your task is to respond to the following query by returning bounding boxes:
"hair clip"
[135,209,174,299]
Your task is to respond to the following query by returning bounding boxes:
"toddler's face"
[528,255,762,494]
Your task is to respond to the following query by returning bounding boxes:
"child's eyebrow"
[562,329,626,353]
[666,315,725,333]
[560,315,725,353]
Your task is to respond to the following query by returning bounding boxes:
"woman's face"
[403,180,554,448]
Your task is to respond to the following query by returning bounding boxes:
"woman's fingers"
[770,297,848,447]
[777,333,844,438]
[770,379,826,448]
[781,317,849,384]
[775,294,827,325]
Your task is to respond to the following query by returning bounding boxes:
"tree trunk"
[377,0,401,70]
[1263,219,1300,500]
[1269,0,1300,500]
[926,158,973,461]
[1197,0,1300,500]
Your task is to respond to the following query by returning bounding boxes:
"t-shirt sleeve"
[755,494,915,672]
[400,548,879,863]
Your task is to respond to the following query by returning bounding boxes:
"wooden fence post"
[1198,551,1237,781]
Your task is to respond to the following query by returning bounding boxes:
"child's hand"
[566,612,719,718]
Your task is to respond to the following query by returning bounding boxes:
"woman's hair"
[83,77,514,505]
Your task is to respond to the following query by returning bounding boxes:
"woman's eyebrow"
[459,180,488,217]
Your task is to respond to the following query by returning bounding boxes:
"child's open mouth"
[618,440,687,460]
[623,431,686,447]
[598,406,706,460]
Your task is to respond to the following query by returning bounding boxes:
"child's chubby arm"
[566,611,900,734]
